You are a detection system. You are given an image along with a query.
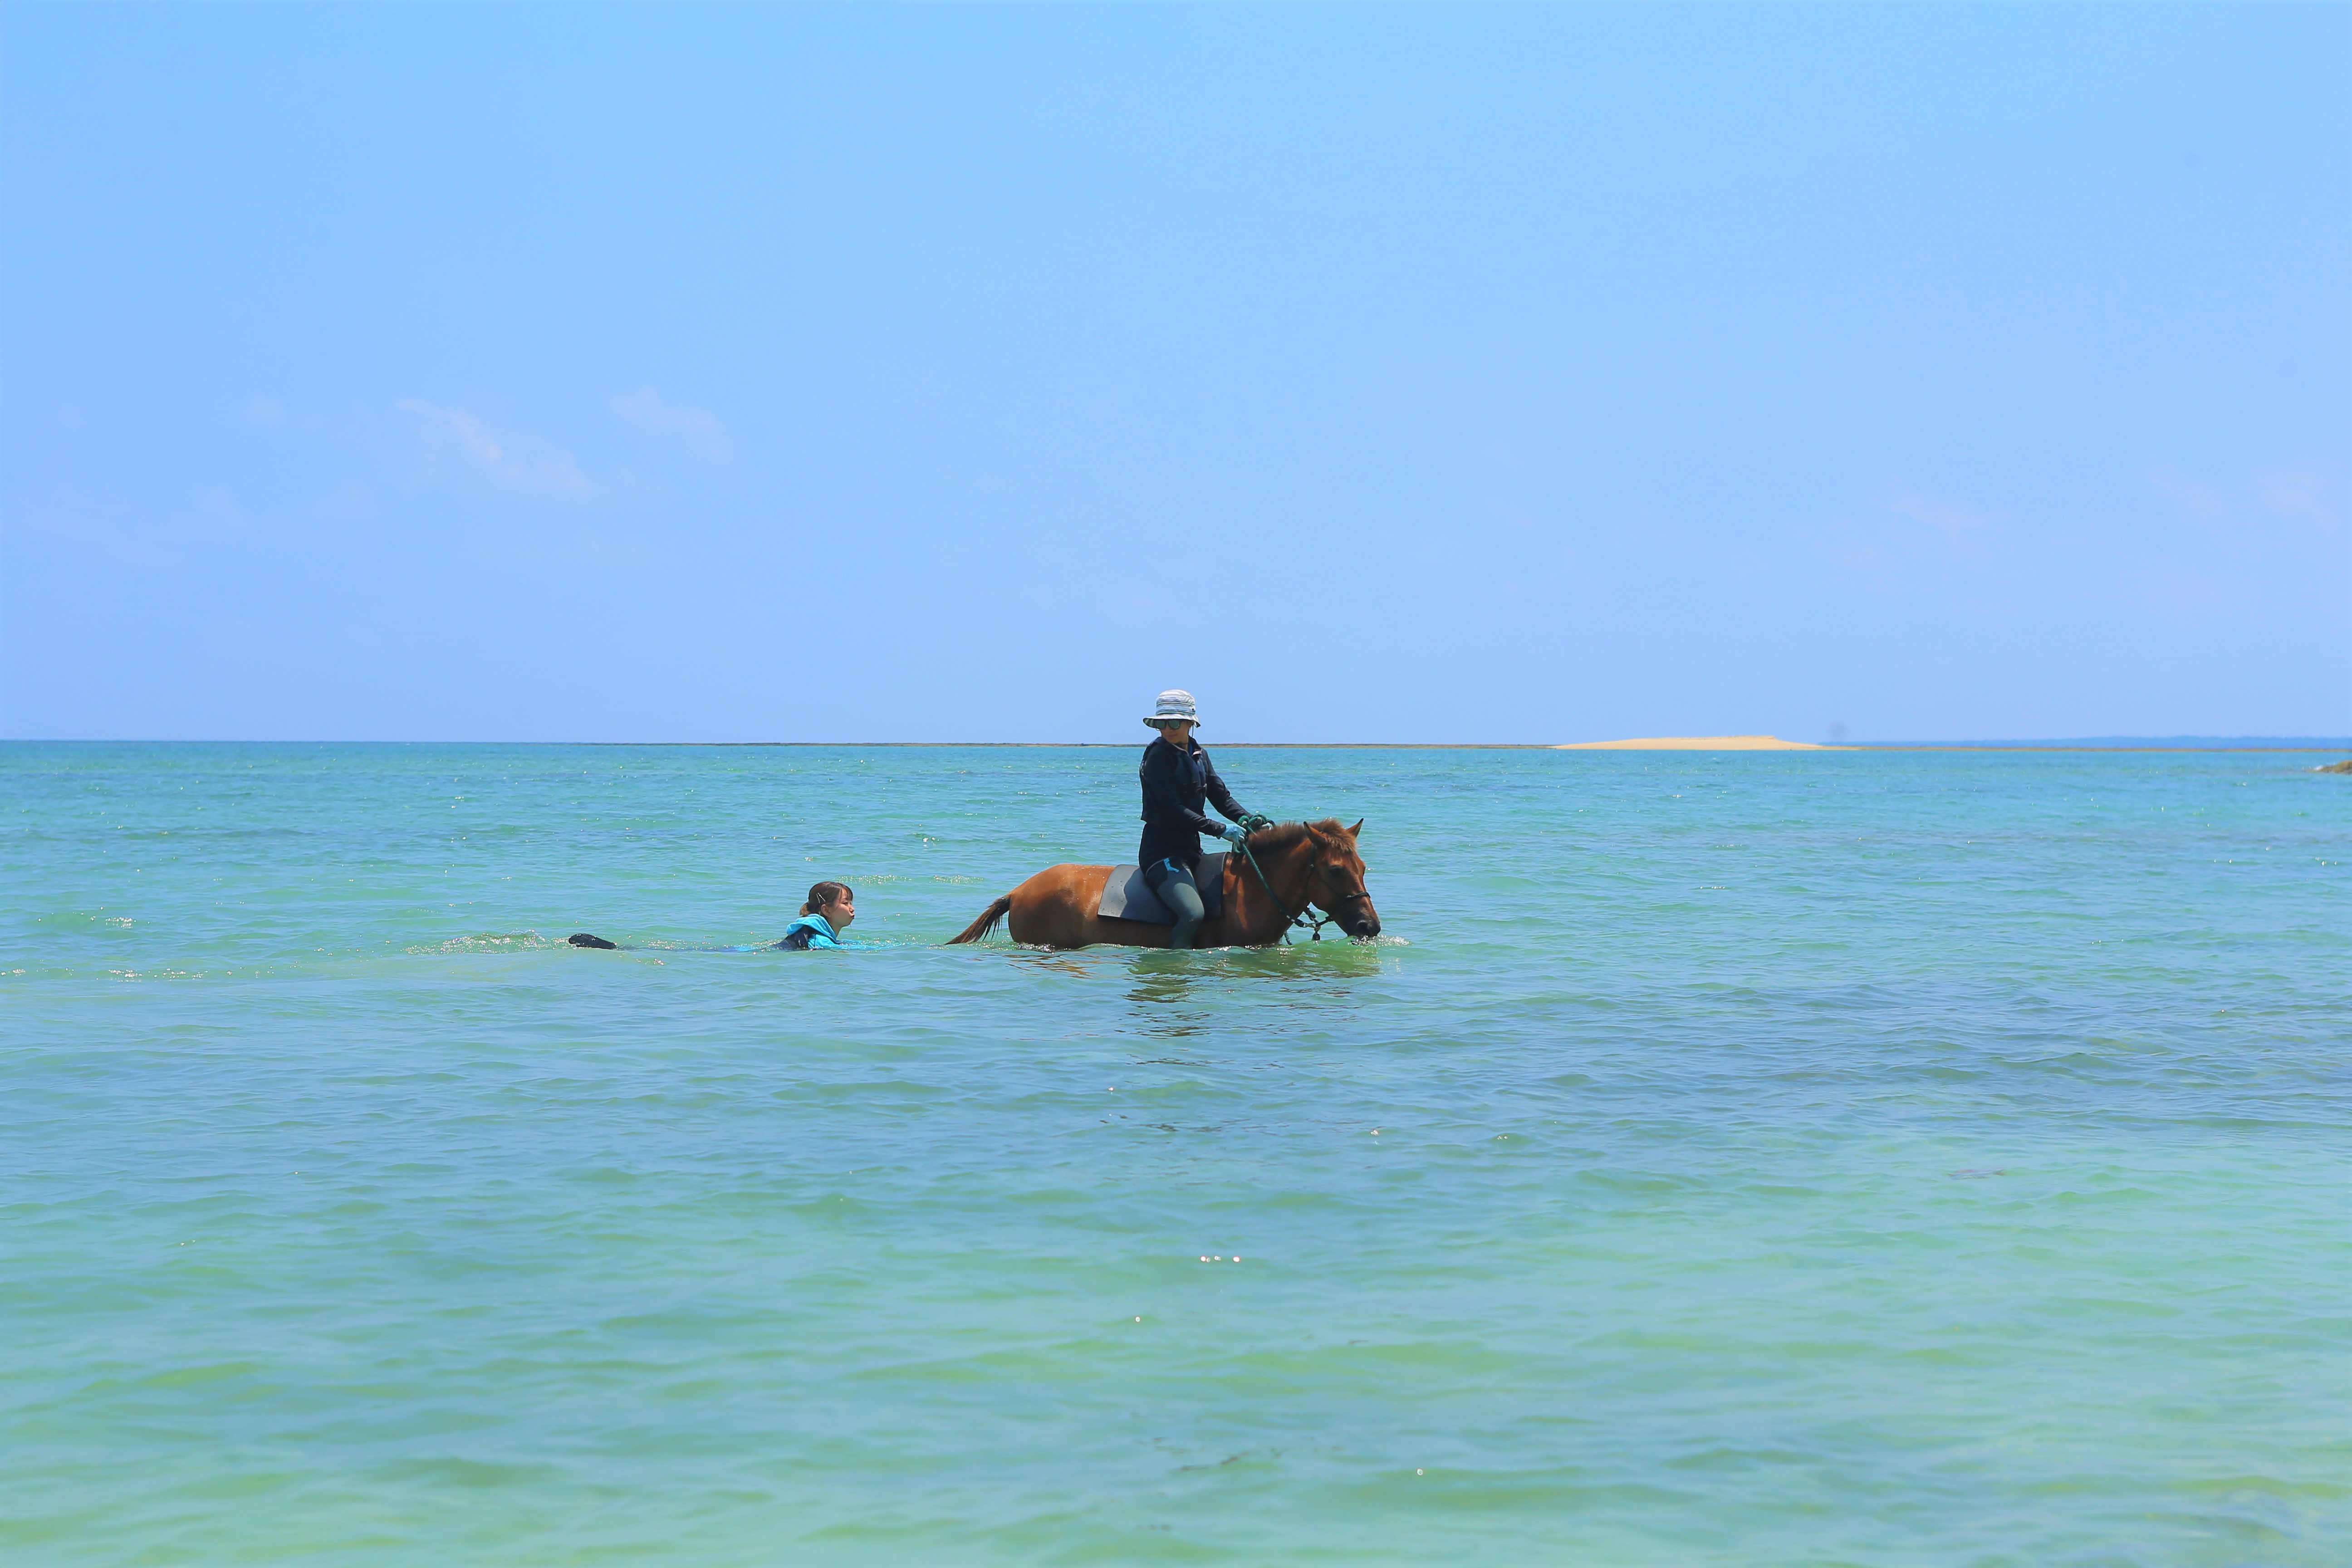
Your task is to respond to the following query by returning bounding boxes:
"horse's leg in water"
[1146,859,1205,949]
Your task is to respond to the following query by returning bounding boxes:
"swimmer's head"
[800,880,855,929]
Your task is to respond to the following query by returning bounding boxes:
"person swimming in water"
[776,881,856,950]
[565,881,858,952]
[1138,690,1272,949]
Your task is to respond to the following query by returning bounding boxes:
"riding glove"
[1240,814,1276,835]
[1219,822,1252,843]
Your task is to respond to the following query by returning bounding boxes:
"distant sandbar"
[1553,735,1836,751]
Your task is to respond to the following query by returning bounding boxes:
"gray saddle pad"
[1099,853,1228,924]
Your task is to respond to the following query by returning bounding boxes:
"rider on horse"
[1139,690,1274,949]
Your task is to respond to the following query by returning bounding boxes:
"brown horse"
[947,819,1380,949]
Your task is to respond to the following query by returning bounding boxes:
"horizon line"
[3,738,2347,753]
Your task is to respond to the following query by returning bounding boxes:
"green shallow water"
[4,742,2345,1565]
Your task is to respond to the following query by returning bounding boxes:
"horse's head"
[1303,818,1380,939]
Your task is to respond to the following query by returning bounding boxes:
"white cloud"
[1485,497,1539,532]
[397,399,591,496]
[1889,491,1999,553]
[2149,462,2340,536]
[2253,464,2338,529]
[193,486,247,534]
[610,387,730,460]
[311,481,376,523]
[2149,465,2229,525]
[1890,492,1993,539]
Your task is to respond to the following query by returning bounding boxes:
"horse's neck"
[1238,838,1311,940]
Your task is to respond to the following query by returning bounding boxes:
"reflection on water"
[1120,941,1390,1037]
[1124,951,1211,1036]
[1007,950,1097,979]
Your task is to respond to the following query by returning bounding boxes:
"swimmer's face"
[823,892,856,930]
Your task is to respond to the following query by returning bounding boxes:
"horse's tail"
[946,893,1014,945]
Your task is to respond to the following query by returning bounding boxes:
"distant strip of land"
[608,739,2347,752]
[1553,735,1831,750]
[17,738,2347,751]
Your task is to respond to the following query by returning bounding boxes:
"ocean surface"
[5,741,2345,1566]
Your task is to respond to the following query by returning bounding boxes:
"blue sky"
[3,3,2344,743]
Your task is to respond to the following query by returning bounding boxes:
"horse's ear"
[1347,818,1363,839]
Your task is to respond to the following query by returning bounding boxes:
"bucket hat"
[1144,690,1199,726]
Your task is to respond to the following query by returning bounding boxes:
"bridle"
[1235,832,1372,943]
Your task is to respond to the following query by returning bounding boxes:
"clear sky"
[2,3,2344,743]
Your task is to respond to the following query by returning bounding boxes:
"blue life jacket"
[776,912,845,951]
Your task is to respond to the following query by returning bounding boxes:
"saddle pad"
[1098,853,1227,924]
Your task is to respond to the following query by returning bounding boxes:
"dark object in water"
[567,932,618,949]
[2318,759,2352,774]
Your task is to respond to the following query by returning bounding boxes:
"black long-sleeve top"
[1138,735,1251,868]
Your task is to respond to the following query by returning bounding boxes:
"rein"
[1233,833,1369,944]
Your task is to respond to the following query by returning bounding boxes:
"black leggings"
[1144,858,1206,948]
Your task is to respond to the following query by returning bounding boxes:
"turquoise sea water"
[5,742,2345,1566]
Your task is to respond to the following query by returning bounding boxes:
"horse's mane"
[1248,818,1348,852]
